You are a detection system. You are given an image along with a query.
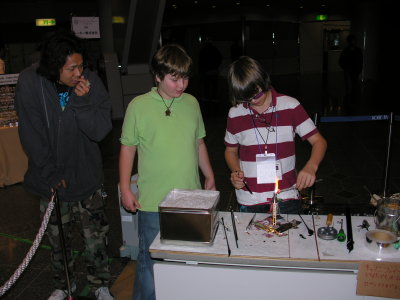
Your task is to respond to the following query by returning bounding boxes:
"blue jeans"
[240,200,301,214]
[132,211,160,300]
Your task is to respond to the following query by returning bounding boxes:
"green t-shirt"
[120,87,206,211]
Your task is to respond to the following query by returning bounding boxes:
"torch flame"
[275,178,280,194]
[272,178,279,226]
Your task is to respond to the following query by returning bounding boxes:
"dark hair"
[227,56,271,105]
[151,44,192,81]
[37,30,86,82]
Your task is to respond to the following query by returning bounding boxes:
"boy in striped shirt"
[224,56,327,213]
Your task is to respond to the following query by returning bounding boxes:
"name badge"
[256,153,276,184]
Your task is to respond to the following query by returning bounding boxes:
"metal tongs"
[246,213,256,231]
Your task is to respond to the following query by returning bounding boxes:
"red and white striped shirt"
[224,88,318,205]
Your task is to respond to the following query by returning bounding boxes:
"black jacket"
[15,64,112,202]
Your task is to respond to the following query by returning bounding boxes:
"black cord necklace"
[249,105,276,152]
[157,90,176,116]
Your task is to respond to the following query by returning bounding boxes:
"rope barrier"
[319,114,399,123]
[0,195,55,297]
[314,111,397,198]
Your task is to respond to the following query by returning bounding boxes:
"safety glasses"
[242,91,265,103]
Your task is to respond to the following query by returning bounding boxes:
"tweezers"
[221,217,231,256]
[246,213,256,230]
[243,181,253,194]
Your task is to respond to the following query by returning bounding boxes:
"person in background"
[15,30,114,300]
[0,41,6,74]
[119,44,216,300]
[224,56,327,214]
[339,34,363,114]
[0,58,4,74]
[198,37,222,102]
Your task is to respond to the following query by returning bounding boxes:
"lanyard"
[249,105,278,155]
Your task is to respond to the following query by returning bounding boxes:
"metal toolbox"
[159,189,220,246]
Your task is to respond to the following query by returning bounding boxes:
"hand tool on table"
[297,211,314,236]
[317,213,338,240]
[276,219,301,233]
[230,210,239,248]
[221,217,231,256]
[345,205,354,252]
[245,213,256,231]
[358,219,370,231]
[363,185,381,206]
[337,219,346,242]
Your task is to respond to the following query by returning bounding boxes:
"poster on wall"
[71,17,101,39]
[0,73,19,127]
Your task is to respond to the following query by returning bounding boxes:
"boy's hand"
[230,170,245,190]
[204,177,216,191]
[120,190,141,212]
[296,165,316,190]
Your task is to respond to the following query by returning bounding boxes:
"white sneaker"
[95,287,114,300]
[48,283,76,300]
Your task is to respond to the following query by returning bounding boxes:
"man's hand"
[74,75,91,96]
[51,179,67,193]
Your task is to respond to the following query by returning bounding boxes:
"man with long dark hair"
[15,30,113,300]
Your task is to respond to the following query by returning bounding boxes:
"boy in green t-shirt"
[119,44,216,300]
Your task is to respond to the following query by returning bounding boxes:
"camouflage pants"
[40,189,111,290]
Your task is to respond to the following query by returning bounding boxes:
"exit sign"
[315,15,327,21]
[36,19,56,26]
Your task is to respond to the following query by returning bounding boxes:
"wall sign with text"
[71,17,100,39]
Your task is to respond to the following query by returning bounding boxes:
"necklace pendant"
[165,109,171,116]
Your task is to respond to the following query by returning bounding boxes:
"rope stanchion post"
[313,112,319,127]
[54,190,74,300]
[383,112,394,198]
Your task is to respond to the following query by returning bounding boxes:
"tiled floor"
[0,72,399,299]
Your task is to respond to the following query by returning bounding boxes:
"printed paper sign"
[357,261,400,299]
[71,17,100,39]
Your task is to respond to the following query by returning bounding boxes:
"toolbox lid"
[159,189,220,210]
